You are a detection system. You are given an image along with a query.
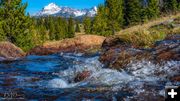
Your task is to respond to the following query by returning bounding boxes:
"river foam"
[49,53,179,91]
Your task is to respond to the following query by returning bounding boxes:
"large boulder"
[99,36,153,70]
[99,34,180,70]
[99,47,152,70]
[0,42,25,61]
[28,35,105,55]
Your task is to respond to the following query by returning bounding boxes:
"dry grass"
[117,29,166,47]
[75,32,85,36]
[43,35,106,48]
[113,13,180,48]
[116,13,180,35]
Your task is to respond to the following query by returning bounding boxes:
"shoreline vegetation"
[0,0,180,58]
[0,0,179,100]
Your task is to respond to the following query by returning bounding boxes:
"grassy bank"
[114,13,180,48]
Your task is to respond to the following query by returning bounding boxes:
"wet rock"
[0,42,25,61]
[100,36,139,69]
[100,48,152,70]
[165,34,180,41]
[28,35,105,55]
[74,71,91,82]
[102,37,129,50]
[171,76,180,82]
[153,35,180,61]
[100,34,180,70]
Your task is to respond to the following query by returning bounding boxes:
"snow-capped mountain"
[35,3,97,18]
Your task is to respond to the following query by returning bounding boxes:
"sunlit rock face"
[0,42,25,61]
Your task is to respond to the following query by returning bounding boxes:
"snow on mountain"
[36,3,97,18]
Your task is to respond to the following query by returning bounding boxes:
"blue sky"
[22,0,105,14]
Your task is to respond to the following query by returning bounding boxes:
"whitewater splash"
[0,52,179,100]
[49,53,179,90]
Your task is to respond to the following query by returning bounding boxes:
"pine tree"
[177,0,180,10]
[48,16,56,40]
[177,0,180,11]
[164,0,178,12]
[146,0,160,19]
[124,0,142,25]
[55,17,68,40]
[0,21,5,41]
[91,5,109,36]
[75,23,81,33]
[62,19,68,39]
[83,16,91,34]
[0,0,34,51]
[67,17,75,38]
[105,0,124,34]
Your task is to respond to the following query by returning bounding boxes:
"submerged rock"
[74,71,91,82]
[29,35,105,55]
[100,34,180,70]
[0,42,25,61]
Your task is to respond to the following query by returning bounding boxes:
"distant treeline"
[0,0,179,51]
[83,0,180,36]
[32,16,78,43]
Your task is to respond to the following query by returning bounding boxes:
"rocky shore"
[74,34,180,82]
[0,42,25,61]
[99,34,180,70]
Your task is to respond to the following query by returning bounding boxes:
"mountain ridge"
[35,3,97,18]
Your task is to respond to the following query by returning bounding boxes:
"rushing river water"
[0,53,179,100]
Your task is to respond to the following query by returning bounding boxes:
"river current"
[0,52,179,100]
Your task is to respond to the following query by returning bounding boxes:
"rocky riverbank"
[99,34,180,70]
[72,34,180,82]
[0,34,179,100]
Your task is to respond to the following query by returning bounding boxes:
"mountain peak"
[44,3,59,10]
[36,3,97,18]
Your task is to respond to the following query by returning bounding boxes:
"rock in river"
[74,71,91,82]
[99,34,180,70]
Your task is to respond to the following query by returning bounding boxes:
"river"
[0,52,179,100]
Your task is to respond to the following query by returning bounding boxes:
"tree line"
[83,0,180,36]
[0,0,179,51]
[32,16,76,43]
[0,0,81,51]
